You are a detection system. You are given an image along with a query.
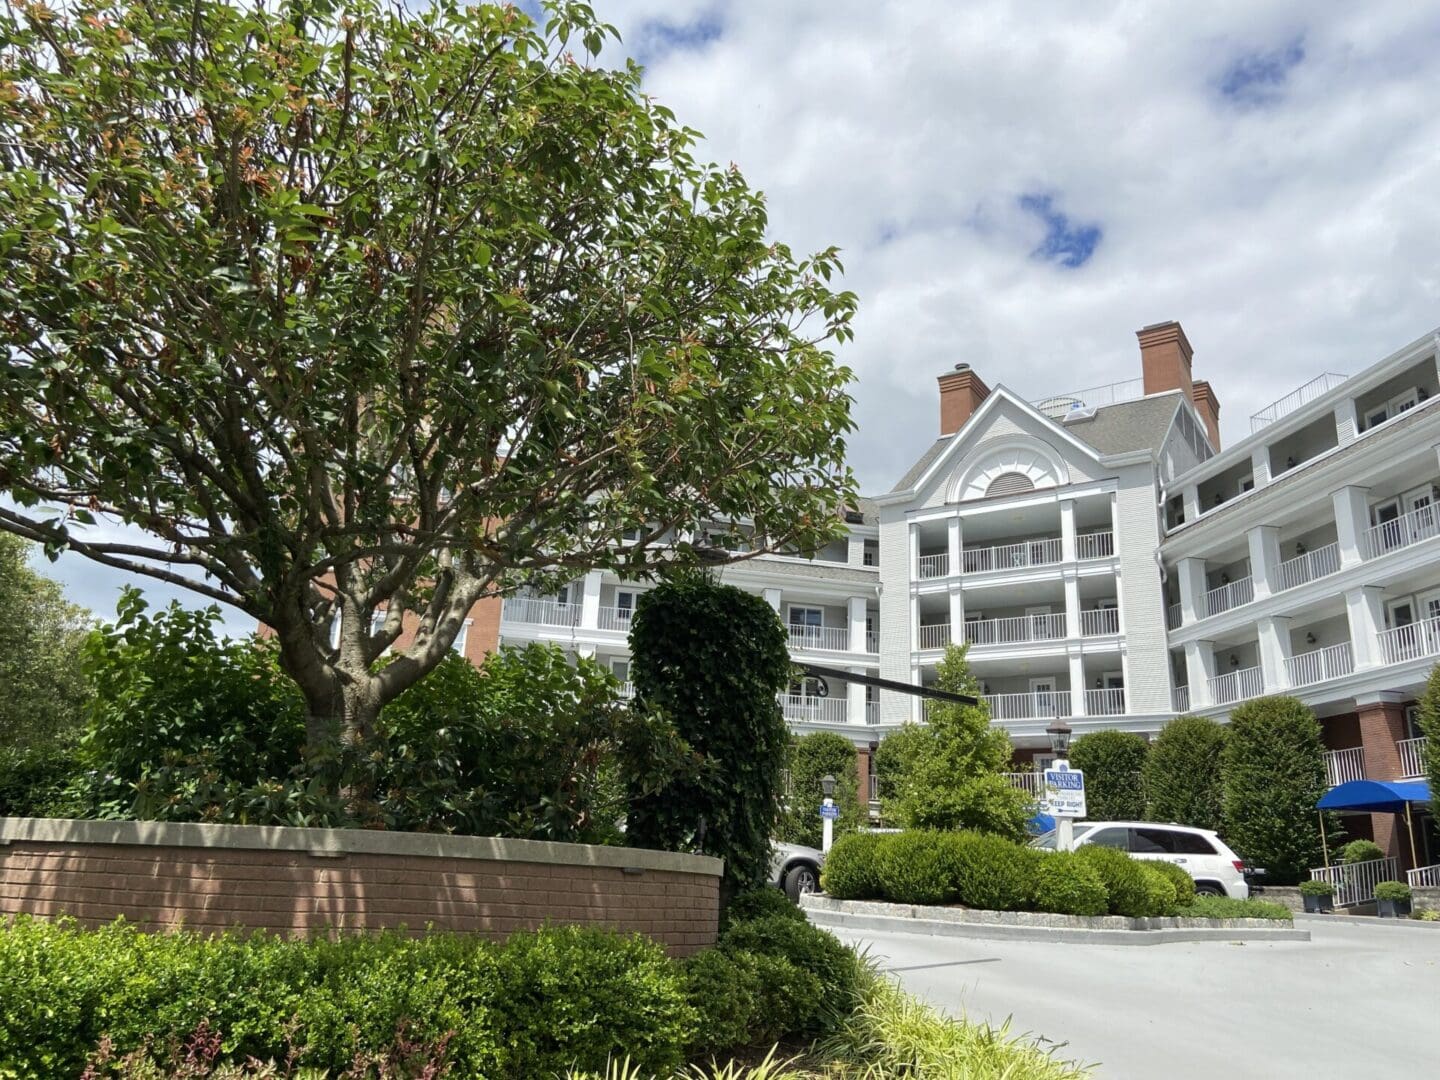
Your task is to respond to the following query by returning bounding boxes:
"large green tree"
[0,0,857,770]
[1418,663,1440,824]
[0,534,91,746]
[1068,729,1148,821]
[777,731,862,849]
[1142,715,1226,830]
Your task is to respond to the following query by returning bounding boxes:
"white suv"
[1034,821,1250,899]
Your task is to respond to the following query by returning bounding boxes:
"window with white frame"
[453,619,472,655]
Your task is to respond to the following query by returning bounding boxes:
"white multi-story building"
[494,319,1437,870]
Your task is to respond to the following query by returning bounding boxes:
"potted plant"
[1374,881,1412,919]
[1299,879,1335,914]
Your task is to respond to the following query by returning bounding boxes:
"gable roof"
[1061,394,1184,455]
[888,437,952,494]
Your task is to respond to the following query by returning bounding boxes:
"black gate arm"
[798,663,978,706]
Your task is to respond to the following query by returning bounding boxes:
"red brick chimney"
[1136,320,1221,450]
[938,364,991,436]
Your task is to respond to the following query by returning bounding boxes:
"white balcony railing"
[618,681,636,701]
[1276,542,1341,592]
[1077,531,1115,560]
[866,630,880,653]
[1309,856,1398,908]
[1250,372,1349,432]
[1364,502,1440,560]
[1166,603,1183,631]
[1173,686,1190,714]
[918,553,950,579]
[1208,665,1262,705]
[963,537,1063,574]
[501,596,582,628]
[1377,616,1440,666]
[779,695,848,725]
[597,605,635,632]
[1398,736,1428,780]
[869,773,881,802]
[1407,863,1440,888]
[965,613,1065,647]
[1085,688,1126,716]
[1204,576,1254,618]
[1284,643,1354,688]
[918,622,951,650]
[1032,377,1145,419]
[1324,746,1365,788]
[864,701,880,725]
[984,690,1072,721]
[1003,772,1045,800]
[787,624,849,652]
[1081,608,1120,637]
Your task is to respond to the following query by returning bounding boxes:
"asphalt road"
[826,918,1440,1079]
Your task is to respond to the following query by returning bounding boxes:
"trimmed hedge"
[1074,845,1177,918]
[820,832,886,900]
[1339,839,1385,865]
[1177,896,1291,921]
[1030,851,1108,916]
[1145,858,1197,906]
[947,831,1039,912]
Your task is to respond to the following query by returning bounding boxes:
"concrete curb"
[1295,912,1440,930]
[803,895,1311,946]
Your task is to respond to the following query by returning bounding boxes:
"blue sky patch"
[1217,38,1306,106]
[1018,194,1102,269]
[635,9,724,64]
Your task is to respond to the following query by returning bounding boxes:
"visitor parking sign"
[1041,765,1087,818]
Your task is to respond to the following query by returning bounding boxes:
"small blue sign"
[819,803,841,820]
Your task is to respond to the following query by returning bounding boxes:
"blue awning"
[1316,779,1431,813]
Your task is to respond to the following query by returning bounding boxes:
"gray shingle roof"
[887,436,952,493]
[1062,394,1183,455]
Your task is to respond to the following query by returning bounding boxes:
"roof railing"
[1250,372,1348,433]
[1031,377,1145,420]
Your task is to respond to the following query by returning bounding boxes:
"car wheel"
[784,863,819,903]
[1193,882,1226,897]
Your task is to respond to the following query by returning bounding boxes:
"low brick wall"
[0,818,722,955]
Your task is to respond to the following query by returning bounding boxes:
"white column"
[947,585,964,646]
[847,669,866,726]
[1257,615,1293,691]
[908,523,920,580]
[1345,585,1386,669]
[762,587,782,612]
[947,516,962,578]
[847,533,866,567]
[1250,447,1271,489]
[1182,485,1201,524]
[1059,499,1077,563]
[1334,399,1358,447]
[847,596,867,654]
[1063,572,1081,639]
[1068,651,1087,717]
[909,590,920,655]
[1177,558,1208,624]
[910,662,922,722]
[1333,486,1371,568]
[1185,640,1217,708]
[580,571,603,630]
[1247,525,1282,600]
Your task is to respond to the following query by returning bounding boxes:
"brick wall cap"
[0,818,723,878]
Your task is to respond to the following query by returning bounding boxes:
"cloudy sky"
[33,0,1440,627]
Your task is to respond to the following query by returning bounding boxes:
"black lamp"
[1046,718,1073,757]
[821,774,836,798]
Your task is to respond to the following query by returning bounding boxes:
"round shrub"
[719,914,860,1032]
[1299,879,1334,897]
[821,831,886,900]
[1074,845,1166,918]
[1339,839,1385,865]
[1142,716,1226,830]
[743,951,823,1041]
[1068,730,1149,820]
[947,831,1039,912]
[1374,881,1411,902]
[871,831,956,905]
[1144,859,1196,906]
[722,887,806,930]
[681,947,759,1056]
[1030,852,1109,916]
[1137,863,1180,916]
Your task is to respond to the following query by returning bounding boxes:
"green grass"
[1176,895,1292,921]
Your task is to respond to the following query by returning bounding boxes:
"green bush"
[1141,859,1196,906]
[1029,852,1109,916]
[0,737,89,817]
[1374,881,1411,902]
[1142,715,1226,830]
[1178,896,1292,921]
[1221,696,1328,885]
[821,832,887,900]
[721,887,806,931]
[871,831,957,905]
[1136,863,1180,916]
[1068,730,1148,821]
[737,951,821,1045]
[681,948,760,1057]
[1338,839,1385,865]
[948,831,1039,912]
[777,732,862,849]
[1299,879,1334,896]
[719,914,861,1033]
[1418,663,1440,824]
[1074,845,1167,918]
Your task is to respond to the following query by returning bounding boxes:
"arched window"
[984,471,1037,498]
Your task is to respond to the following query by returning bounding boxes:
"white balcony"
[618,681,636,700]
[918,622,951,650]
[1077,531,1116,560]
[1324,746,1365,787]
[502,596,581,628]
[984,691,1073,721]
[597,605,634,632]
[864,701,881,725]
[787,624,850,652]
[1081,608,1120,637]
[1085,687,1126,716]
[1173,685,1190,713]
[1398,735,1428,780]
[1377,616,1440,666]
[1204,576,1254,618]
[965,613,1065,647]
[866,630,880,653]
[918,553,950,579]
[963,537,1062,574]
[1166,602,1183,631]
[1003,772,1045,799]
[1208,665,1262,705]
[1250,372,1348,432]
[1284,643,1354,688]
[1364,503,1440,560]
[1276,542,1341,592]
[779,695,848,725]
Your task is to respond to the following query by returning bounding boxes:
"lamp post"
[820,774,837,854]
[1045,717,1074,851]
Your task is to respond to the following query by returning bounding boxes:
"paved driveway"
[827,919,1439,1079]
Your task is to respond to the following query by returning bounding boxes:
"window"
[555,584,571,606]
[1364,404,1389,430]
[788,605,823,629]
[1239,476,1254,494]
[1170,831,1219,855]
[615,590,636,622]
[1084,828,1128,850]
[620,526,642,543]
[452,619,472,655]
[1129,829,1173,854]
[611,658,630,683]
